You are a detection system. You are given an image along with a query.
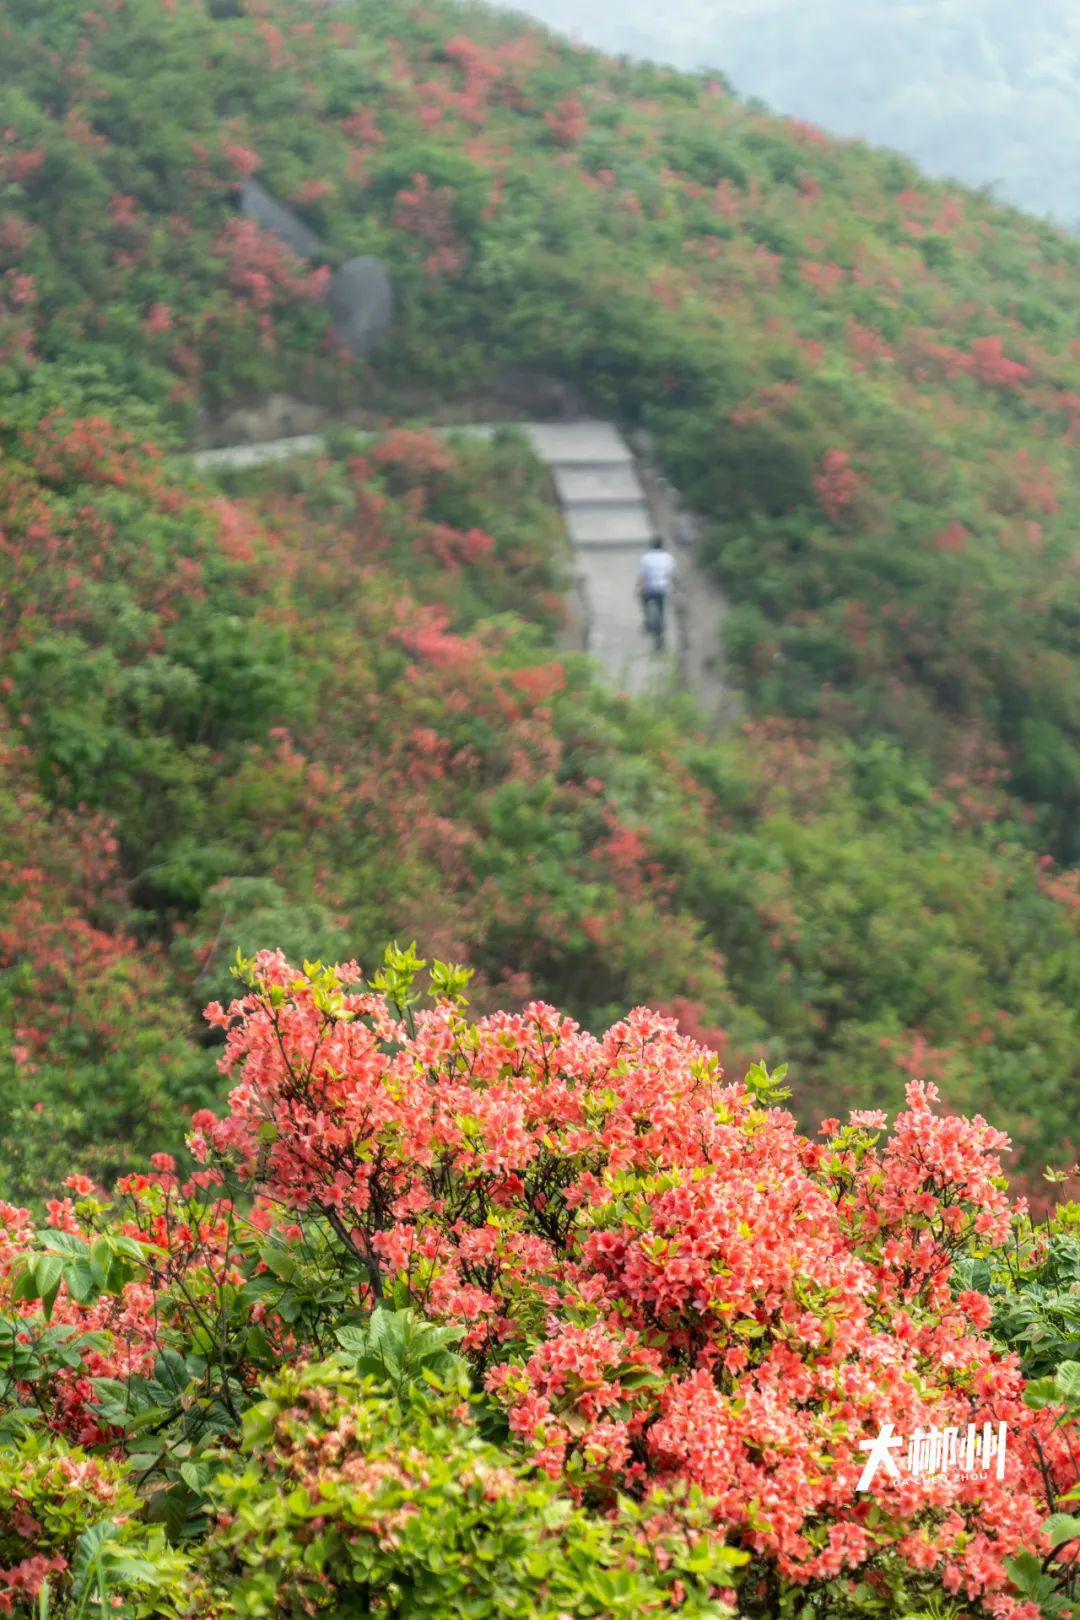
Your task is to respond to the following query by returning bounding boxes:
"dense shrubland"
[0,953,1076,1616]
[2,0,1080,847]
[1,399,1078,1203]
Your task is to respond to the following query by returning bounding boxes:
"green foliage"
[980,1210,1080,1378]
[962,1204,1080,1617]
[3,387,1080,1201]
[8,1228,151,1322]
[334,1305,470,1395]
[197,1359,745,1618]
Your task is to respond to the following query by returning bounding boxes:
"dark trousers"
[642,590,667,636]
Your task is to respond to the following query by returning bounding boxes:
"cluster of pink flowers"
[816,448,862,523]
[0,1553,66,1614]
[212,219,330,333]
[2,956,1075,1615]
[971,336,1031,390]
[186,958,1073,1610]
[222,141,261,177]
[392,174,464,280]
[545,95,588,148]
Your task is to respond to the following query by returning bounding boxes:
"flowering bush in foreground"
[0,949,1077,1616]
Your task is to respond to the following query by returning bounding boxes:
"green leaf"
[41,1230,91,1259]
[1024,1374,1062,1410]
[616,1365,663,1390]
[111,1235,155,1263]
[1044,1512,1080,1549]
[65,1257,100,1305]
[33,1254,65,1320]
[334,1324,368,1355]
[1005,1550,1059,1603]
[179,1460,211,1493]
[153,1348,190,1399]
[1055,1361,1080,1405]
[70,1519,115,1602]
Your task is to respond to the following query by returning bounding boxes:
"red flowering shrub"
[222,141,261,177]
[370,426,456,482]
[392,173,464,279]
[213,219,330,318]
[971,337,1030,392]
[189,957,1074,1610]
[800,259,846,296]
[816,448,862,524]
[141,300,173,336]
[0,723,208,1201]
[545,95,588,148]
[6,954,1070,1616]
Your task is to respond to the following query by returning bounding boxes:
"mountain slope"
[3,0,1080,846]
[1,0,1079,1196]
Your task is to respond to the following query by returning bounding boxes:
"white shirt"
[638,548,677,594]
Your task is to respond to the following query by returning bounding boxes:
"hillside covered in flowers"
[1,0,1080,1612]
[3,0,1080,843]
[2,401,1079,1208]
[1,0,1079,1201]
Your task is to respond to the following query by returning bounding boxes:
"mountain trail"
[191,420,735,721]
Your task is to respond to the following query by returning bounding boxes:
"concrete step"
[564,503,656,545]
[552,464,646,505]
[519,421,634,465]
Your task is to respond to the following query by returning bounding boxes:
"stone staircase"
[508,422,657,550]
[501,423,666,694]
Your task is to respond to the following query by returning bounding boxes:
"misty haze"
[505,0,1080,224]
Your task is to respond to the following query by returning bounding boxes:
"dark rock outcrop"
[239,179,322,262]
[235,182,394,357]
[326,256,394,358]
